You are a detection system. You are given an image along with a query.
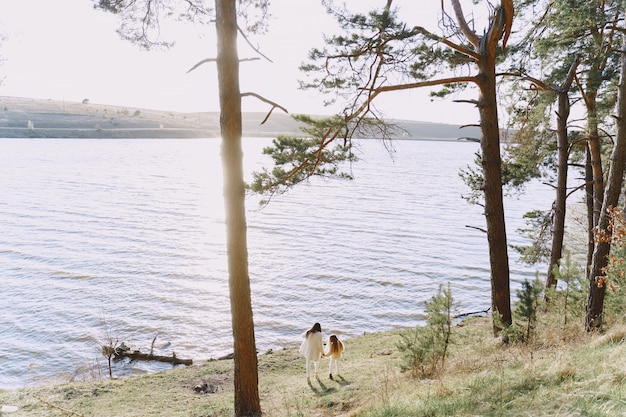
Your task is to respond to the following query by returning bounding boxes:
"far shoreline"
[0,96,481,141]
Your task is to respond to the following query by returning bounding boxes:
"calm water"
[0,138,553,388]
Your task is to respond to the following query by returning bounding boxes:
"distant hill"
[0,96,480,140]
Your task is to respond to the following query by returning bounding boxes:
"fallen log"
[113,343,192,366]
[116,350,192,366]
[454,307,491,320]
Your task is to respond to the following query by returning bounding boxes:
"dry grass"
[2,316,626,416]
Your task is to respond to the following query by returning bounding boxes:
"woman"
[299,322,324,382]
[325,334,344,380]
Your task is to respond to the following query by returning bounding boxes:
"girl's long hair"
[328,334,343,355]
[305,322,322,338]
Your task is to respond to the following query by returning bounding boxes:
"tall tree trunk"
[588,106,604,226]
[477,10,512,331]
[585,148,595,269]
[545,96,569,289]
[585,94,604,273]
[585,34,626,331]
[215,0,261,414]
[546,59,579,289]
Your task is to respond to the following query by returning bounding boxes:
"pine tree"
[253,0,515,332]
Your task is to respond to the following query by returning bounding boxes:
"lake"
[0,137,555,388]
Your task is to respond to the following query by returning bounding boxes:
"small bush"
[397,283,454,377]
[603,207,626,325]
[547,251,587,326]
[500,277,544,344]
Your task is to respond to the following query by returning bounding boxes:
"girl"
[325,334,344,380]
[299,322,324,382]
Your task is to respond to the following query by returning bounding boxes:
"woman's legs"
[305,359,310,381]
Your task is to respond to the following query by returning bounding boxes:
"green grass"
[2,317,626,416]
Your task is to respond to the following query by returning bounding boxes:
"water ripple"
[0,138,556,388]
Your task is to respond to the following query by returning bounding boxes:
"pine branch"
[240,92,289,124]
[450,0,479,48]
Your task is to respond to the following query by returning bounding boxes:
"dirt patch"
[189,372,233,395]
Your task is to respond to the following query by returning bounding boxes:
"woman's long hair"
[305,322,322,338]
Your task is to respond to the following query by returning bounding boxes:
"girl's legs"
[329,358,339,379]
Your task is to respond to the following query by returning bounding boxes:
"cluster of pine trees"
[252,0,626,338]
[96,1,626,415]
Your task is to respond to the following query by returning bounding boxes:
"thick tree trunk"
[215,0,261,415]
[585,35,626,331]
[451,0,513,334]
[477,34,511,332]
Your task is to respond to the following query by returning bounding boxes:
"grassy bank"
[2,315,626,416]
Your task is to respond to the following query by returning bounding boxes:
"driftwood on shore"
[111,339,192,366]
[454,307,491,320]
[114,349,193,366]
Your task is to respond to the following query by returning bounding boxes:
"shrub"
[603,207,626,325]
[397,283,454,378]
[500,277,544,344]
[547,251,587,326]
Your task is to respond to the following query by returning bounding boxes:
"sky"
[0,1,481,125]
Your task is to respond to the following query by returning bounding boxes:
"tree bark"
[215,0,261,415]
[546,59,579,289]
[588,116,604,228]
[585,148,595,268]
[476,2,513,332]
[545,93,570,288]
[584,87,603,271]
[478,75,511,331]
[585,34,626,331]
